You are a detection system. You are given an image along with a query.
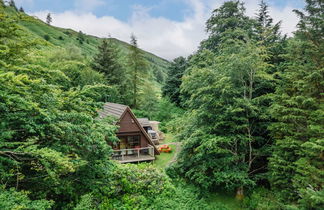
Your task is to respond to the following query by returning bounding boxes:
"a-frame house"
[98,103,159,163]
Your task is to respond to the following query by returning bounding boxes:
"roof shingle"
[98,102,128,119]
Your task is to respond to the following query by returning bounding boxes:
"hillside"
[6,7,170,83]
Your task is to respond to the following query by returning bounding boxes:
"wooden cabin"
[98,103,160,163]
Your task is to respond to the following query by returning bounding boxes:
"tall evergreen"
[8,0,17,11]
[91,39,128,102]
[269,0,324,206]
[255,0,286,69]
[127,34,148,108]
[162,56,187,106]
[46,13,52,25]
[201,0,254,53]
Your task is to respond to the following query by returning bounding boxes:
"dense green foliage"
[1,0,323,209]
[167,0,323,209]
[269,0,324,205]
[0,3,213,209]
[162,57,187,106]
[91,39,130,104]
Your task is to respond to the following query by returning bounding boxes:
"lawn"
[206,192,243,210]
[162,133,176,144]
[154,144,176,169]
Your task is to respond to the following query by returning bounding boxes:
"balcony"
[112,145,155,163]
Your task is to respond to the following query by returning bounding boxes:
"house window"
[127,136,140,148]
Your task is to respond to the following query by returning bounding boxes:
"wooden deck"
[117,155,155,163]
[112,146,155,163]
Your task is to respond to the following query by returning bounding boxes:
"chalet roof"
[137,118,151,127]
[97,102,160,155]
[98,102,128,119]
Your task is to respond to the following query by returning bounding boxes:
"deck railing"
[112,145,155,163]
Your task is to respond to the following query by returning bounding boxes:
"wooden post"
[137,148,140,158]
[122,151,124,161]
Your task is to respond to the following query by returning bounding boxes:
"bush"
[58,36,64,40]
[242,188,284,210]
[63,31,72,36]
[43,34,50,41]
[0,188,53,210]
[96,164,216,209]
[97,164,173,209]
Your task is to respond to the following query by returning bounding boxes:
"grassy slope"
[154,144,176,169]
[6,7,169,79]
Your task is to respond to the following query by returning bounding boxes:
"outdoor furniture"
[158,145,172,153]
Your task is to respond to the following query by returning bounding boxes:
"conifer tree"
[46,13,52,25]
[77,30,85,44]
[269,0,324,205]
[255,0,286,68]
[91,39,129,102]
[162,56,187,106]
[127,34,148,108]
[19,6,24,13]
[9,0,17,11]
[201,0,254,53]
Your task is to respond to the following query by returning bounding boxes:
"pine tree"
[19,6,24,13]
[162,56,187,106]
[91,39,129,102]
[46,13,52,25]
[127,34,148,108]
[269,0,324,204]
[77,31,85,44]
[8,0,17,11]
[255,0,286,69]
[201,0,254,53]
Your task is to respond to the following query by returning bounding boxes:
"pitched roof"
[97,102,160,155]
[137,118,151,127]
[98,102,128,119]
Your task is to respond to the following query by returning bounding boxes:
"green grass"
[154,144,176,169]
[163,133,176,144]
[206,192,243,210]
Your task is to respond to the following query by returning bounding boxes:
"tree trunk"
[235,186,244,200]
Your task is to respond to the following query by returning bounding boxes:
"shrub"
[0,188,53,210]
[43,34,50,41]
[242,188,284,210]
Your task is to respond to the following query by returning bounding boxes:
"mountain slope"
[5,7,170,82]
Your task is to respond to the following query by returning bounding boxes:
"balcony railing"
[112,145,155,163]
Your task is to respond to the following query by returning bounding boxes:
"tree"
[19,6,24,13]
[255,0,287,70]
[162,57,187,106]
[127,34,149,108]
[77,30,85,44]
[269,0,324,204]
[201,0,254,53]
[91,39,129,102]
[92,39,123,85]
[0,7,119,208]
[170,37,272,198]
[46,13,52,25]
[8,0,17,11]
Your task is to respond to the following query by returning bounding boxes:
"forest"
[0,0,323,209]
